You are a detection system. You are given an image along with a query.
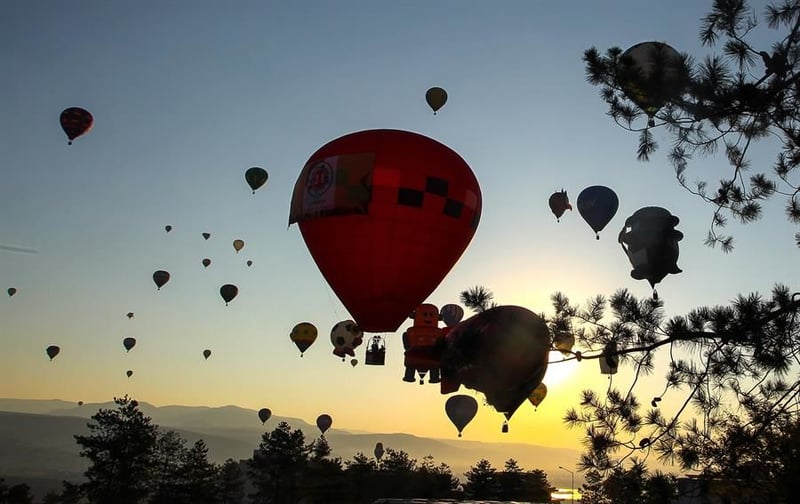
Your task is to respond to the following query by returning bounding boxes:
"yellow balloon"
[528,382,547,408]
[233,239,245,253]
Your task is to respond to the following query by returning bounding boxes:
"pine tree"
[248,421,309,504]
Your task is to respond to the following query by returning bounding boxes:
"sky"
[1,0,796,460]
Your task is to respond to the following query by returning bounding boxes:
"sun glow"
[544,351,580,386]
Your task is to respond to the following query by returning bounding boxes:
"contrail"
[0,244,38,254]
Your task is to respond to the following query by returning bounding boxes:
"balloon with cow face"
[330,320,363,360]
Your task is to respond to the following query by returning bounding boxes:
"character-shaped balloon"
[618,41,687,127]
[577,186,619,239]
[403,303,444,384]
[290,322,318,356]
[440,306,550,426]
[618,206,683,299]
[548,190,573,221]
[330,320,363,360]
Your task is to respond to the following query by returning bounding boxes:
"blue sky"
[1,1,794,450]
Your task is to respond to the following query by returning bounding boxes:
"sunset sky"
[1,0,796,459]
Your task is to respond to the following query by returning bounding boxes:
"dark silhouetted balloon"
[246,260,253,267]
[577,186,619,239]
[153,270,170,290]
[290,322,318,356]
[202,232,211,240]
[316,414,332,435]
[374,442,384,460]
[165,225,172,233]
[425,87,448,114]
[203,349,211,359]
[350,358,358,367]
[46,345,60,360]
[7,288,16,297]
[233,239,244,253]
[245,167,269,194]
[258,408,271,424]
[440,304,464,327]
[220,284,238,305]
[330,320,363,360]
[123,337,136,352]
[78,401,84,406]
[126,370,133,378]
[445,394,479,437]
[440,306,550,422]
[548,190,573,221]
[290,129,481,333]
[202,258,211,268]
[60,107,93,145]
[126,312,134,319]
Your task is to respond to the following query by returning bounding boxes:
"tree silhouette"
[217,459,245,504]
[248,421,309,504]
[459,285,497,313]
[462,458,501,500]
[584,0,800,250]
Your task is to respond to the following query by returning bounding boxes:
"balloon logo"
[46,345,60,360]
[258,408,272,425]
[7,288,17,297]
[245,167,269,194]
[60,107,93,145]
[440,304,465,327]
[577,186,619,239]
[316,414,332,435]
[126,370,133,378]
[220,284,239,305]
[153,270,170,290]
[425,87,448,114]
[618,41,687,126]
[290,322,318,356]
[290,129,481,333]
[203,349,212,360]
[445,394,479,437]
[202,232,211,240]
[202,258,211,268]
[548,190,572,221]
[233,239,244,253]
[123,337,136,352]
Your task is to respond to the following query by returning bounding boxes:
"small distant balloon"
[220,284,238,305]
[316,414,333,435]
[126,370,133,378]
[246,260,253,267]
[165,225,172,233]
[153,270,170,290]
[440,304,464,327]
[425,87,448,114]
[126,312,134,319]
[7,288,16,297]
[350,358,358,367]
[60,107,93,145]
[245,167,269,194]
[202,232,211,240]
[78,401,84,407]
[290,322,318,356]
[233,239,244,253]
[548,190,573,221]
[374,442,384,460]
[445,394,479,437]
[123,337,136,352]
[46,345,60,360]
[202,258,211,268]
[203,349,212,359]
[258,408,272,424]
[528,382,548,409]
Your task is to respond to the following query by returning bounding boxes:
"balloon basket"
[365,335,386,366]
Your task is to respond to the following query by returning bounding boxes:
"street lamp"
[558,465,574,503]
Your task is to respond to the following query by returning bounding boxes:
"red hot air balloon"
[289,129,482,333]
[60,107,93,145]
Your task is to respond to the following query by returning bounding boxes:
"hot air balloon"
[60,107,93,145]
[126,370,133,378]
[258,408,272,424]
[233,239,244,253]
[350,358,358,367]
[599,341,620,375]
[374,442,384,460]
[553,332,575,356]
[289,129,481,333]
[153,270,170,290]
[126,312,134,319]
[203,349,212,359]
[316,414,332,435]
[440,304,464,327]
[220,284,238,305]
[577,186,619,239]
[440,306,550,425]
[246,260,253,267]
[7,288,16,297]
[618,41,688,127]
[165,225,172,233]
[528,383,548,409]
[245,167,269,194]
[123,337,136,352]
[445,394,478,437]
[548,190,573,221]
[403,303,444,384]
[330,320,364,360]
[46,345,60,360]
[78,401,84,406]
[202,258,211,268]
[425,87,448,114]
[202,232,211,240]
[618,206,683,299]
[290,322,318,356]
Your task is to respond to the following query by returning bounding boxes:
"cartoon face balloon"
[618,206,683,295]
[330,320,364,359]
[290,129,482,333]
[439,306,550,420]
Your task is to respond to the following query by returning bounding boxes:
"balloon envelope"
[528,382,548,408]
[202,258,211,268]
[440,306,550,419]
[126,312,134,319]
[202,232,211,240]
[7,288,16,297]
[445,394,479,437]
[245,167,269,193]
[289,129,481,332]
[126,370,133,378]
[425,87,448,114]
[618,41,687,123]
[548,190,572,221]
[220,284,238,305]
[374,442,384,460]
[60,107,93,144]
[290,322,318,355]
[330,320,364,358]
[440,304,464,327]
[619,206,683,289]
[153,270,170,290]
[203,349,211,359]
[258,408,272,424]
[316,414,333,434]
[577,186,619,238]
[233,239,244,253]
[46,345,60,360]
[165,225,172,233]
[123,337,136,352]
